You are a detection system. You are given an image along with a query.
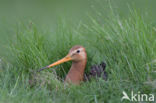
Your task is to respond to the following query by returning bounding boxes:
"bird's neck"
[71,60,86,73]
[65,60,87,85]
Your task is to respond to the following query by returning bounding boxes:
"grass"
[0,4,156,103]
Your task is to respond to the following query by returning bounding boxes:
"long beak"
[37,54,72,72]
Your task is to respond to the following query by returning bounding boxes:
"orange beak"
[38,54,72,72]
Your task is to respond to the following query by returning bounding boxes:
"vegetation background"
[0,0,156,103]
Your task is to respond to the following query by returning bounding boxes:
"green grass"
[0,4,156,103]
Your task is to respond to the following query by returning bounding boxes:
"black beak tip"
[37,66,48,72]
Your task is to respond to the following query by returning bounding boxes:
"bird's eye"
[76,50,80,53]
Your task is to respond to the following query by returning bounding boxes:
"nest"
[29,61,108,87]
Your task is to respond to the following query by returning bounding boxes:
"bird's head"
[67,45,87,62]
[38,45,87,72]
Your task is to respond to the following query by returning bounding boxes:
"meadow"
[0,0,156,103]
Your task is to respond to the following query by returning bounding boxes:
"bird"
[84,62,107,81]
[38,45,87,85]
[37,45,108,85]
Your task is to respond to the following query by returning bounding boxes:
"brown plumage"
[64,45,87,84]
[38,45,87,85]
